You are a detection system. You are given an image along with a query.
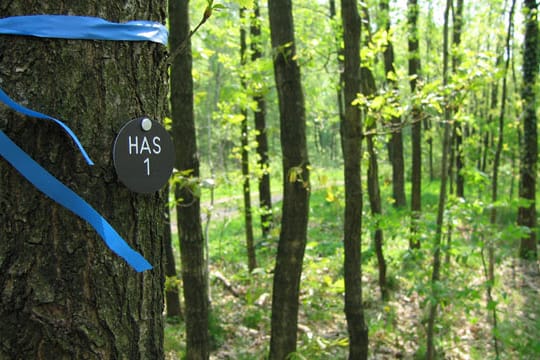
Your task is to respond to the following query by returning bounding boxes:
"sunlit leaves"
[352,89,405,133]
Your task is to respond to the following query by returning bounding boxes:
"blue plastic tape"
[0,14,168,271]
[0,130,152,272]
[0,15,168,45]
[0,87,94,165]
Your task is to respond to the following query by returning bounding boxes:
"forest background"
[164,0,539,359]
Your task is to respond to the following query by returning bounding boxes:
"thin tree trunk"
[424,3,435,182]
[360,5,388,304]
[329,0,346,131]
[518,0,538,260]
[487,3,516,357]
[250,0,273,239]
[483,70,500,174]
[268,0,310,358]
[165,195,183,320]
[426,120,435,181]
[367,128,387,301]
[169,1,210,358]
[408,0,422,249]
[380,0,407,208]
[0,2,167,358]
[340,0,369,358]
[426,0,452,358]
[360,65,387,301]
[453,0,465,198]
[240,7,257,272]
[206,57,222,175]
[444,0,464,266]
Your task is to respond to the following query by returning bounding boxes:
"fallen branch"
[212,270,241,298]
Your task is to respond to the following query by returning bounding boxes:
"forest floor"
[165,183,540,359]
[191,260,539,359]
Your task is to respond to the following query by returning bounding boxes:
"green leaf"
[212,4,227,11]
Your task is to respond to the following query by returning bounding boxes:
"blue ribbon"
[0,15,168,45]
[0,15,169,271]
[0,130,152,272]
[0,87,94,165]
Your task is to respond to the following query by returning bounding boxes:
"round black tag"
[113,117,175,193]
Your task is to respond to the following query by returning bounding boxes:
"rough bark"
[0,1,167,359]
[268,0,310,358]
[341,0,369,358]
[518,0,538,260]
[408,0,422,249]
[250,0,273,239]
[169,0,210,358]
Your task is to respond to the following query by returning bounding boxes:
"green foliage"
[209,309,227,349]
[169,169,201,200]
[165,174,540,359]
[164,275,181,293]
[165,322,186,358]
[165,0,539,358]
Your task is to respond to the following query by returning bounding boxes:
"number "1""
[144,158,150,176]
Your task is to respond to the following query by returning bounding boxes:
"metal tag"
[113,117,174,193]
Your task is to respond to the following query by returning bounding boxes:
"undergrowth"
[165,174,539,359]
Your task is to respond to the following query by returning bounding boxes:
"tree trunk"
[453,0,465,198]
[424,3,435,183]
[367,131,387,301]
[488,2,516,356]
[443,0,464,265]
[169,1,210,358]
[426,0,452,358]
[0,2,167,359]
[380,0,407,208]
[361,66,387,302]
[165,198,183,320]
[240,7,257,272]
[408,0,422,249]
[340,0,369,358]
[268,1,310,358]
[518,0,538,260]
[329,0,346,138]
[250,0,273,239]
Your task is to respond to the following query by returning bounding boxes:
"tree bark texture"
[250,0,273,239]
[408,0,422,249]
[518,0,538,260]
[341,0,369,358]
[169,0,210,358]
[268,0,310,358]
[0,2,167,359]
